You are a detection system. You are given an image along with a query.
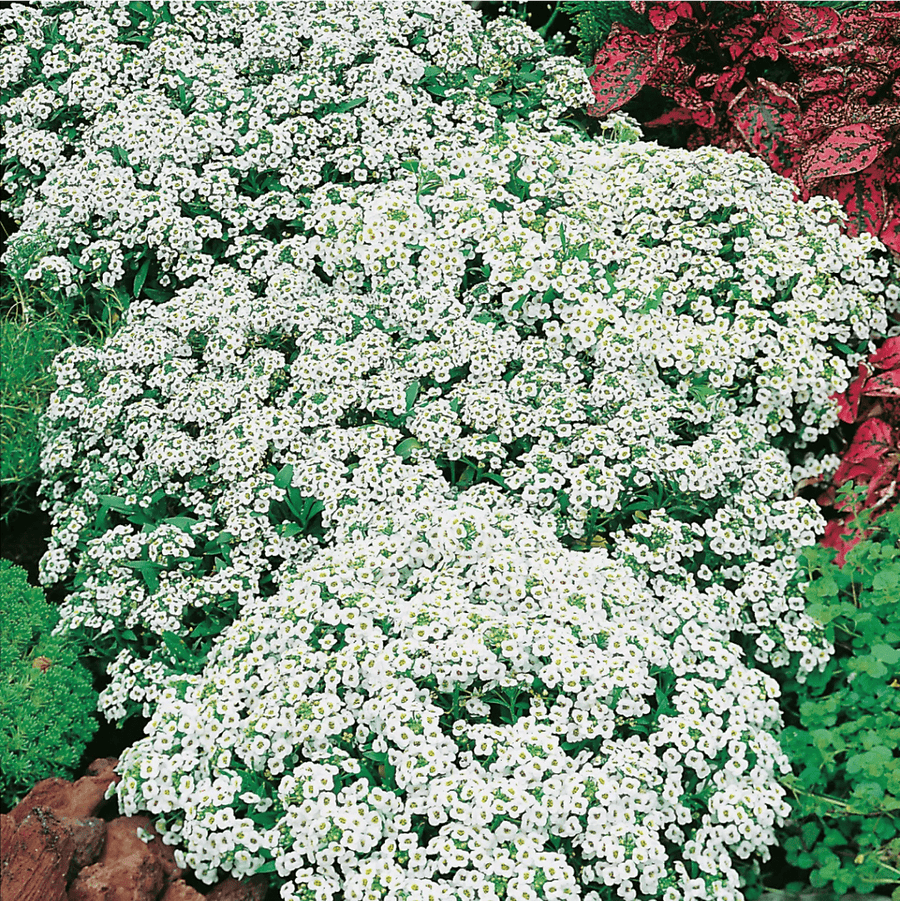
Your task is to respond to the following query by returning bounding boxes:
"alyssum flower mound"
[37,124,896,727]
[0,0,586,304]
[115,487,793,901]
[2,1,898,900]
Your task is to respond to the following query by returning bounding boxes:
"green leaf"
[161,630,194,664]
[456,465,477,488]
[405,381,420,412]
[280,523,305,538]
[395,438,423,459]
[132,257,151,299]
[273,463,294,490]
[871,644,900,664]
[97,494,131,513]
[333,97,367,113]
[874,568,899,591]
[122,560,164,593]
[143,286,174,302]
[162,516,198,531]
[189,617,226,639]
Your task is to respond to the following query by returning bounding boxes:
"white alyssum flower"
[116,488,792,901]
[2,1,897,899]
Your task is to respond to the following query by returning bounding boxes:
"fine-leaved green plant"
[0,275,119,523]
[0,558,99,811]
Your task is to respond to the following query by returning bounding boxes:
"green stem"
[537,2,561,38]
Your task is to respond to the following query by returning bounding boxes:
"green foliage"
[0,558,100,811]
[778,485,900,898]
[0,274,118,523]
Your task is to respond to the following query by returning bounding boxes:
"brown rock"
[68,852,165,901]
[11,778,73,827]
[86,758,119,780]
[11,760,120,827]
[66,817,106,870]
[3,756,276,901]
[0,807,75,901]
[206,874,270,901]
[99,816,183,882]
[160,879,205,901]
[1,813,16,865]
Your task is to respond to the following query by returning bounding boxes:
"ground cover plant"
[0,558,99,809]
[2,1,900,900]
[779,493,900,898]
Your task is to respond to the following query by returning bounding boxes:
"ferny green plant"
[0,558,99,812]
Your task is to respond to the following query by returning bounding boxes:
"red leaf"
[728,79,805,171]
[629,1,647,14]
[774,2,841,49]
[749,35,780,62]
[821,517,867,569]
[879,198,900,256]
[824,159,890,243]
[645,107,697,128]
[842,418,894,464]
[869,337,900,372]
[800,71,845,96]
[818,101,900,133]
[711,65,746,103]
[588,27,665,118]
[649,6,680,32]
[800,124,890,186]
[834,362,869,423]
[861,370,900,398]
[866,477,897,513]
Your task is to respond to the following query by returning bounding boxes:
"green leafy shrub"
[0,558,99,811]
[777,484,900,899]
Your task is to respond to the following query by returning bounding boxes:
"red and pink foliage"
[810,338,900,567]
[586,1,900,255]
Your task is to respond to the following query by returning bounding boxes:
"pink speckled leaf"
[842,418,894,465]
[869,338,900,371]
[588,26,664,118]
[800,123,890,185]
[861,370,900,399]
[729,79,805,171]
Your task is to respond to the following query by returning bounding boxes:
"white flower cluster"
[116,487,793,901]
[4,0,898,899]
[37,118,892,720]
[0,0,592,295]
